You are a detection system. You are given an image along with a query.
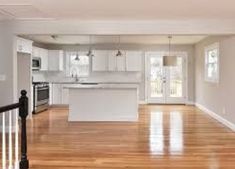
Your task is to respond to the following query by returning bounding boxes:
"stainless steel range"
[33,82,49,114]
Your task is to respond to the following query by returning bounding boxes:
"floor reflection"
[170,111,183,155]
[149,111,183,155]
[150,111,164,155]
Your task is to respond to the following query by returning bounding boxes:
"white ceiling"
[1,0,235,20]
[23,35,206,45]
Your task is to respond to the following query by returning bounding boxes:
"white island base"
[67,85,138,121]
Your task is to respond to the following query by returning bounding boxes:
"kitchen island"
[64,84,139,121]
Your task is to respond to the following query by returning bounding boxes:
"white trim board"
[195,103,235,132]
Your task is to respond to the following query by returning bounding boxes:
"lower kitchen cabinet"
[51,84,62,104]
[51,83,69,105]
[62,88,69,105]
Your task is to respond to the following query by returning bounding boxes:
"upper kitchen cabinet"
[108,50,126,71]
[16,37,33,54]
[92,50,109,71]
[32,47,48,71]
[126,51,142,71]
[48,50,64,71]
[40,48,49,71]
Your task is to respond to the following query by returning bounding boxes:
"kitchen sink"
[80,82,99,85]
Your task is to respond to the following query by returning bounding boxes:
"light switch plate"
[0,74,6,81]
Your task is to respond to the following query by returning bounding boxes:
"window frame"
[65,51,91,78]
[204,42,220,83]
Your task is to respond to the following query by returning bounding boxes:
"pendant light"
[74,52,80,61]
[163,35,177,66]
[87,35,93,57]
[116,35,122,57]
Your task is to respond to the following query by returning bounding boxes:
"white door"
[146,52,186,104]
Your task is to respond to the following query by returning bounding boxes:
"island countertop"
[63,83,139,89]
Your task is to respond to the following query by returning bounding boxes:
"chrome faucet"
[75,74,80,82]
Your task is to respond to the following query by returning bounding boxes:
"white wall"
[195,35,235,124]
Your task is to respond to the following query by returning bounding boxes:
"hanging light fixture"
[87,35,93,57]
[74,52,80,61]
[116,35,122,57]
[163,35,177,66]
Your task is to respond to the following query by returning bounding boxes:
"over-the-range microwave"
[32,57,41,71]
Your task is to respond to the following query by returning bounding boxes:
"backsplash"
[33,71,142,83]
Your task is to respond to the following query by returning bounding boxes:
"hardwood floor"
[10,105,235,168]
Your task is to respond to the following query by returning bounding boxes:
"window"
[66,52,90,77]
[205,43,219,83]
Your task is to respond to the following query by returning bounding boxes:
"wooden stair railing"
[0,90,29,169]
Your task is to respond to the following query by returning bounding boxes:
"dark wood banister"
[0,90,29,169]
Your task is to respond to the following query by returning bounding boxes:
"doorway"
[146,52,187,104]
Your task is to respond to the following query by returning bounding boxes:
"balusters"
[0,90,28,169]
[9,110,13,168]
[2,112,6,169]
[15,109,19,169]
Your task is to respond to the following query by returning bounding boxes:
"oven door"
[35,87,49,106]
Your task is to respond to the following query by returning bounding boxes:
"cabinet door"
[126,51,142,71]
[48,50,64,71]
[40,48,48,71]
[52,84,62,104]
[108,50,126,71]
[108,51,116,71]
[92,50,108,71]
[32,47,40,57]
[116,51,126,71]
[62,87,69,105]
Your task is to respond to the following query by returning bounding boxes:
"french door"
[146,52,187,104]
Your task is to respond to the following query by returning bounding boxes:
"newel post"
[19,90,29,169]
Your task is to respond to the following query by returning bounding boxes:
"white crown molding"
[195,102,235,132]
[10,19,235,35]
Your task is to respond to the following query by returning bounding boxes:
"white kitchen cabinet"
[108,50,126,71]
[48,50,64,71]
[51,84,62,104]
[49,83,53,105]
[32,47,49,71]
[126,51,142,71]
[108,51,116,71]
[62,87,69,105]
[40,48,48,71]
[16,37,33,54]
[92,50,108,71]
[32,47,40,57]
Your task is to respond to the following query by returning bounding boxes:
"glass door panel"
[150,57,164,98]
[169,57,183,97]
[147,52,186,104]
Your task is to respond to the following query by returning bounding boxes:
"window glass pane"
[66,52,90,77]
[205,43,219,82]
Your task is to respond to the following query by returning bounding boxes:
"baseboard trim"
[195,103,235,132]
[186,101,195,105]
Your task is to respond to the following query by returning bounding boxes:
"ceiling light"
[51,35,58,40]
[163,36,177,66]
